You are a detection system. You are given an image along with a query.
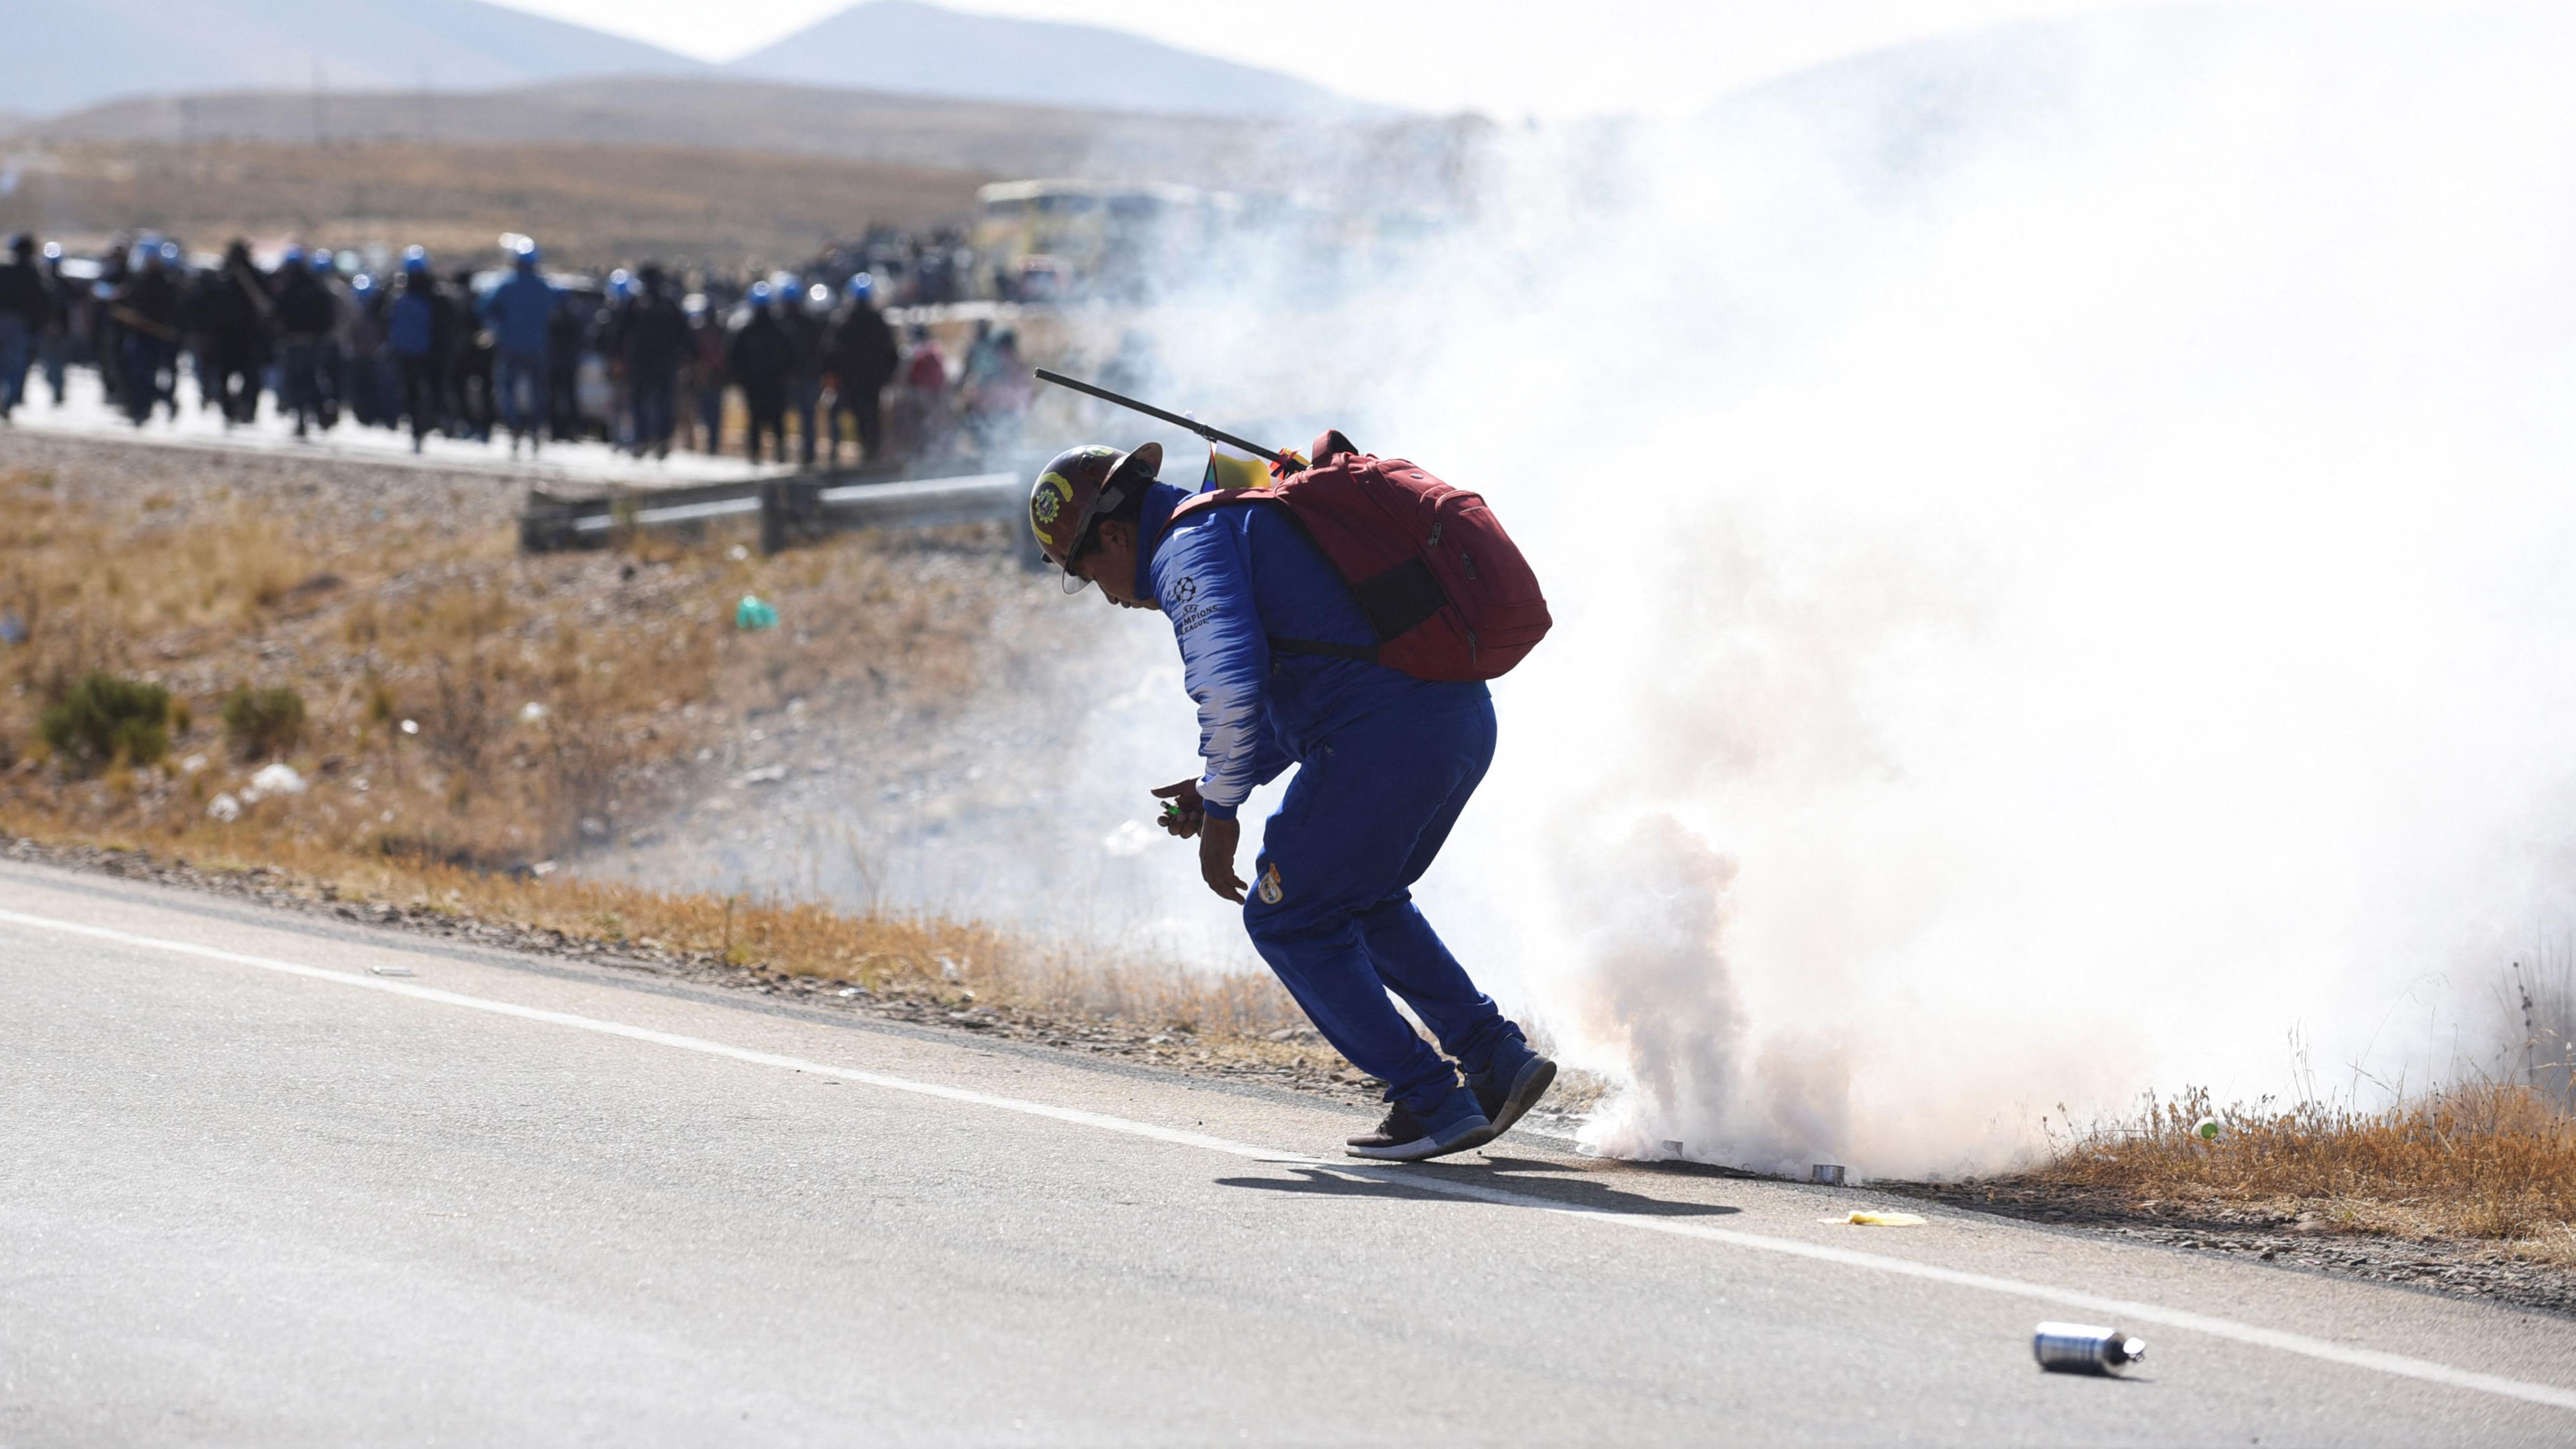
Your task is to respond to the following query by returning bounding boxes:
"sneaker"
[1345,1085,1494,1162]
[1470,1043,1558,1140]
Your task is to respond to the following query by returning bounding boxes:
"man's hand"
[1197,815,1246,904]
[1151,778,1205,839]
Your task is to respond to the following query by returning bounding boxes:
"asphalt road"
[5,860,2574,1446]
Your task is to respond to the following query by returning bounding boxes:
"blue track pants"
[1244,689,1521,1116]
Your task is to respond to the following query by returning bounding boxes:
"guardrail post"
[759,479,823,556]
[519,490,582,553]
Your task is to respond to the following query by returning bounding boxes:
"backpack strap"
[1163,486,1401,665]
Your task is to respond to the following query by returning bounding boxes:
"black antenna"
[1033,368,1286,466]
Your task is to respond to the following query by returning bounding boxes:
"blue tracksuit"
[1137,482,1523,1115]
[482,270,556,434]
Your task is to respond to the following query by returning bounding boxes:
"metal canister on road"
[2032,1321,2147,1376]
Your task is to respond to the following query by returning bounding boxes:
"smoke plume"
[1061,7,2576,1176]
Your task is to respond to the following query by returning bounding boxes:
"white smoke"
[1071,6,2576,1176]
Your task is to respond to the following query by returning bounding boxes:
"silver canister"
[2033,1321,2148,1376]
[1810,1163,1846,1186]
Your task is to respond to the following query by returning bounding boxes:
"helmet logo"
[1031,472,1073,544]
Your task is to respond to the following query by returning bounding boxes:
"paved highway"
[4,858,2573,1445]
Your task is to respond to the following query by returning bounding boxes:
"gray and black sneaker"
[1345,1086,1495,1162]
[1470,1043,1558,1140]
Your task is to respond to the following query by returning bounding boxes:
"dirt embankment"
[0,138,988,271]
[0,426,1342,1073]
[0,428,1011,869]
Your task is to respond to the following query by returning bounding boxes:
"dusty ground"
[1,138,988,272]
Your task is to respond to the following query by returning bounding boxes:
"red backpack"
[1168,430,1551,682]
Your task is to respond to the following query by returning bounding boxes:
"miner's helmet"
[1030,441,1163,592]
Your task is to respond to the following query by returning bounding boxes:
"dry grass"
[2029,1083,2576,1255]
[0,449,1327,1060]
[0,461,993,863]
[2,138,987,271]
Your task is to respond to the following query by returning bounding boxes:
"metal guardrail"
[519,465,1034,558]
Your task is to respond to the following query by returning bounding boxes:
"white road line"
[11,903,2575,1415]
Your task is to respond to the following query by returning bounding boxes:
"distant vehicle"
[972,180,1236,301]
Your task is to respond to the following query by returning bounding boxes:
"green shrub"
[38,672,173,772]
[221,685,307,759]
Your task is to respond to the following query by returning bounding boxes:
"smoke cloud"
[1048,7,2576,1177]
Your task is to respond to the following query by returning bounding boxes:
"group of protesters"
[0,228,1038,470]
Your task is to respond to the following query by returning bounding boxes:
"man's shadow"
[1214,1155,1743,1218]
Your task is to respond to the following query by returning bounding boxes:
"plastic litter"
[2194,1116,2222,1140]
[206,792,243,822]
[0,613,25,645]
[735,594,779,630]
[400,719,419,735]
[739,764,788,785]
[2033,1323,2147,1376]
[1823,1211,1927,1227]
[242,762,305,802]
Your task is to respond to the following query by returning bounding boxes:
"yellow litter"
[1821,1211,1928,1227]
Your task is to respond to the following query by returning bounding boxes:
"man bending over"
[1029,439,1555,1161]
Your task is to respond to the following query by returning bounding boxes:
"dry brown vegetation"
[0,440,1322,1059]
[1,139,987,270]
[2021,1083,2576,1258]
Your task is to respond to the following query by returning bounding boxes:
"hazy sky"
[489,0,2384,117]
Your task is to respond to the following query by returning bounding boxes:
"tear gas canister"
[2032,1322,2147,1375]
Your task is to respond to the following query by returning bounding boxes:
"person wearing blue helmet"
[824,272,898,467]
[726,279,794,465]
[272,244,339,439]
[198,240,271,427]
[0,234,48,421]
[34,243,73,406]
[480,236,557,457]
[341,272,388,428]
[387,247,444,452]
[622,265,689,460]
[107,239,183,426]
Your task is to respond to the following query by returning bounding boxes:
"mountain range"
[725,2,1343,117]
[0,0,693,117]
[0,0,1347,121]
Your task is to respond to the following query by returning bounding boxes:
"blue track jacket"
[1136,482,1488,820]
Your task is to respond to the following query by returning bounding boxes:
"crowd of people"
[0,228,1046,471]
